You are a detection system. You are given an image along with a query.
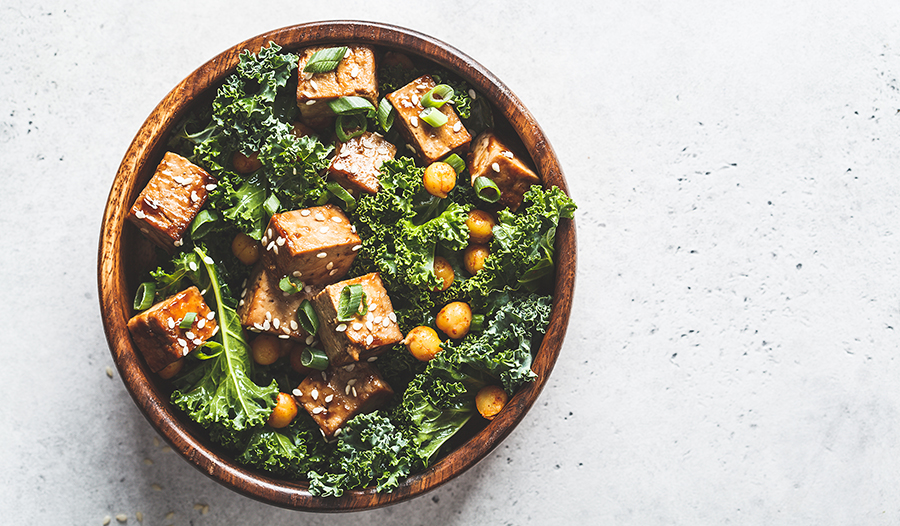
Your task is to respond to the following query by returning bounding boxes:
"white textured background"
[2,1,900,524]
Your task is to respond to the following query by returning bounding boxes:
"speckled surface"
[3,1,900,524]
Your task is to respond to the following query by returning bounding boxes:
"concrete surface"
[3,1,900,524]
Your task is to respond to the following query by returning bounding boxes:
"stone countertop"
[2,1,900,524]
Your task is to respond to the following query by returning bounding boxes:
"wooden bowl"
[98,20,576,511]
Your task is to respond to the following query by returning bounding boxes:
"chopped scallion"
[337,284,367,321]
[133,282,156,310]
[279,276,304,295]
[421,84,454,108]
[377,97,395,132]
[301,348,330,370]
[179,312,197,329]
[443,153,466,175]
[297,300,319,335]
[419,107,448,128]
[327,181,357,212]
[303,46,349,74]
[195,341,224,360]
[474,176,501,203]
[335,114,367,142]
[263,193,281,218]
[328,96,376,116]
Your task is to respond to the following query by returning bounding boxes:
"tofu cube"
[468,130,541,211]
[294,362,394,439]
[328,131,397,195]
[386,75,472,164]
[127,152,217,251]
[311,272,404,366]
[261,205,361,285]
[126,286,218,373]
[296,45,378,129]
[237,262,318,340]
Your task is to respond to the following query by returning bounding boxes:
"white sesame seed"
[329,269,338,276]
[351,225,357,233]
[331,216,343,223]
[410,116,419,128]
[182,347,189,356]
[326,261,334,270]
[103,515,111,525]
[345,385,351,395]
[273,245,279,255]
[491,162,500,172]
[311,389,318,400]
[206,183,217,191]
[306,99,316,105]
[278,334,290,339]
[189,261,198,271]
[365,334,374,346]
[307,335,316,345]
[193,338,203,346]
[185,331,195,340]
[105,366,114,378]
[272,318,280,329]
[292,270,303,278]
[453,122,462,133]
[300,209,311,216]
[276,236,285,246]
[292,388,302,396]
[374,316,383,324]
[197,318,206,329]
[254,322,264,330]
[366,320,374,332]
[312,406,324,414]
[325,394,334,403]
[347,379,357,386]
[352,386,358,397]
[335,323,347,332]
[283,325,291,334]
[174,238,184,247]
[267,241,276,251]
[177,338,187,347]
[191,190,200,203]
[382,317,392,327]
[239,299,245,306]
[304,285,313,293]
[321,371,328,382]
[134,209,146,219]
[261,236,268,246]
[334,427,342,436]
[265,311,272,321]
[317,252,327,258]
[344,364,356,371]
[352,244,362,251]
[315,212,326,221]
[468,89,477,99]
[140,227,149,234]
[267,228,273,238]
[290,320,298,330]
[262,320,270,331]
[352,322,363,331]
[502,150,514,158]
[411,94,419,106]
[167,318,175,329]
[344,48,352,58]
[367,356,378,362]
[203,256,214,265]
[319,226,330,234]
[116,514,128,523]
[388,312,397,323]
[207,311,215,320]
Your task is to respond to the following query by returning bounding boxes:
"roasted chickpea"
[158,358,183,380]
[466,210,496,244]
[232,151,262,174]
[267,392,298,428]
[432,256,455,291]
[289,345,312,375]
[436,301,472,339]
[475,385,509,420]
[405,326,443,361]
[232,232,260,266]
[251,334,281,366]
[423,162,456,198]
[463,243,490,274]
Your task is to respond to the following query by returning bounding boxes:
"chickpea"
[405,326,443,362]
[475,385,509,421]
[232,232,260,266]
[251,334,281,366]
[466,210,496,244]
[158,358,183,380]
[436,301,472,339]
[463,243,490,274]
[423,162,456,198]
[232,151,262,174]
[432,256,455,291]
[267,392,298,428]
[289,345,312,375]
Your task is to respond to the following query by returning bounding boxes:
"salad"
[124,42,575,497]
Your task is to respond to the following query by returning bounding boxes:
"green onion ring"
[421,84,455,108]
[474,176,502,203]
[303,46,349,73]
[327,181,357,211]
[419,107,448,128]
[337,284,366,321]
[297,300,319,335]
[133,282,156,310]
[179,312,197,329]
[377,97,395,132]
[301,348,330,370]
[443,153,466,174]
[335,114,367,142]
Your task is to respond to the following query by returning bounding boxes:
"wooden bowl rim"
[98,20,576,512]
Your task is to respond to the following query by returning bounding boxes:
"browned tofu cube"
[296,45,378,129]
[237,262,319,340]
[468,130,541,211]
[311,272,403,367]
[293,362,394,439]
[127,152,217,251]
[328,132,397,194]
[386,75,472,164]
[261,205,361,285]
[126,286,218,373]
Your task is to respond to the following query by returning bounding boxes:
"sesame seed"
[468,89,477,99]
[306,99,316,105]
[191,190,200,203]
[293,271,302,278]
[382,317,392,327]
[207,311,215,320]
[347,379,357,386]
[167,318,175,329]
[315,212,326,221]
[374,316,383,324]
[239,299,245,307]
[140,227,149,234]
[344,48,352,58]
[177,338,187,347]
[502,150,514,158]
[165,512,174,521]
[105,366,114,378]
[388,312,397,323]
[321,371,328,382]
[319,226,330,234]
[304,285,313,293]
[254,322,264,330]
[491,162,500,172]
[134,209,146,219]
[182,347,189,356]
[352,244,362,251]
[267,241,275,251]
[272,318,280,329]
[283,326,291,334]
[345,385,351,395]
[311,389,318,400]
[103,516,111,525]
[267,228,273,238]
[116,514,128,523]
[292,388,302,396]
[197,318,206,329]
[188,261,198,271]
[351,225,357,233]
[312,406,324,414]
[278,334,290,339]
[326,261,334,270]
[331,216,343,223]
[366,320,374,332]
[265,311,272,321]
[344,364,356,371]
[329,269,338,276]
[310,79,318,90]
[410,116,419,128]
[365,334,374,346]
[307,335,316,345]
[317,252,327,258]
[325,394,334,403]
[300,209,311,216]
[352,386,358,397]
[276,236,285,246]
[262,320,270,331]
[290,320,298,330]
[185,331,195,340]
[335,323,347,332]
[261,236,268,246]
[273,245,279,255]
[367,356,378,362]
[206,183,217,191]
[411,94,419,106]
[352,322,363,330]
[193,338,203,346]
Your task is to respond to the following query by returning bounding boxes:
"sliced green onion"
[297,300,319,335]
[337,284,367,321]
[474,176,501,203]
[263,193,281,218]
[179,312,197,329]
[133,282,156,310]
[194,341,224,360]
[377,97,395,132]
[421,84,455,108]
[327,181,357,212]
[335,114,367,142]
[279,276,304,295]
[328,96,376,116]
[189,209,218,240]
[443,153,466,174]
[470,314,485,332]
[419,107,448,128]
[301,348,330,370]
[303,46,348,73]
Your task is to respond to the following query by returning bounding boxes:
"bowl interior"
[98,20,575,511]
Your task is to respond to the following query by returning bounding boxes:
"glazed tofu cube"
[296,45,378,129]
[468,131,541,212]
[328,132,397,194]
[126,286,218,373]
[237,262,318,340]
[261,205,361,285]
[311,272,403,366]
[386,75,472,164]
[293,362,394,439]
[127,152,217,252]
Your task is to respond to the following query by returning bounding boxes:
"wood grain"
[98,20,576,511]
